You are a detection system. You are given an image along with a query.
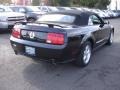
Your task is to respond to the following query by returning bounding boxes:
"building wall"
[11,0,50,5]
[109,0,120,10]
[11,0,32,5]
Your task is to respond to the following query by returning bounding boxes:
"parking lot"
[0,18,120,90]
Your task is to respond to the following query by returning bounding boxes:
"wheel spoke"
[83,45,91,64]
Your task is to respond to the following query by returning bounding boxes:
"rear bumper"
[10,36,74,63]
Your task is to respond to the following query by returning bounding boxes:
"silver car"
[0,6,26,31]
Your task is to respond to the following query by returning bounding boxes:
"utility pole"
[39,0,41,5]
[115,0,117,10]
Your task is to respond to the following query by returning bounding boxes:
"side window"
[88,17,93,25]
[89,15,102,25]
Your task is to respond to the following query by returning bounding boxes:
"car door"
[89,14,108,46]
[96,15,110,41]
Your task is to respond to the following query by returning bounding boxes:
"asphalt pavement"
[0,18,120,90]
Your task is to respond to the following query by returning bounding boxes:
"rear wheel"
[27,18,35,23]
[74,41,92,67]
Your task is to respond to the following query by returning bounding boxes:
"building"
[11,0,50,5]
[109,0,120,10]
[11,0,32,5]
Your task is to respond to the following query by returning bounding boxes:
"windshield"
[0,7,12,12]
[26,6,41,12]
[37,14,76,24]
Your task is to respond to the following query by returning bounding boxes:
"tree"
[50,0,59,6]
[32,0,110,9]
[59,0,71,6]
[71,0,111,9]
[79,0,98,8]
[51,0,72,6]
[0,0,11,4]
[95,0,111,9]
[32,0,40,6]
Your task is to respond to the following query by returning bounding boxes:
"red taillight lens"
[46,33,64,45]
[12,28,21,39]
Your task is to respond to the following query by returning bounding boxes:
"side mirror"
[93,20,101,25]
[100,20,109,28]
[99,23,104,28]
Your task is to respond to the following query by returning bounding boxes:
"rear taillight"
[46,33,64,45]
[12,28,21,39]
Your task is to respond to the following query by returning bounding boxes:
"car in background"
[105,10,115,18]
[38,6,59,13]
[10,10,114,67]
[0,6,26,31]
[57,7,72,11]
[10,6,44,22]
[109,10,119,18]
[90,9,106,19]
[113,10,120,17]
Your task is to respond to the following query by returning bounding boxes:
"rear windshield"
[37,14,76,24]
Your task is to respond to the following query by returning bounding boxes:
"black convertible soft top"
[47,10,97,26]
[48,10,95,16]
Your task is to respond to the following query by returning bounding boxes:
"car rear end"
[0,6,26,31]
[10,24,71,63]
[7,15,26,29]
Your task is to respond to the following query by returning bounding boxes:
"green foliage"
[0,0,11,4]
[95,0,111,9]
[50,0,59,6]
[59,0,71,6]
[51,0,110,9]
[51,0,72,6]
[79,0,98,8]
[32,0,40,6]
[31,0,110,9]
[74,0,111,9]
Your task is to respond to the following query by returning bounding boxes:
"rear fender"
[81,33,95,46]
[75,33,95,57]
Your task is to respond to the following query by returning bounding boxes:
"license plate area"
[25,46,35,56]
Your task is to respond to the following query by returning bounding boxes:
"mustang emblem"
[29,32,35,39]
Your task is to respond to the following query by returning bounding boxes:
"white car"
[109,10,118,18]
[90,9,106,18]
[38,6,59,12]
[0,6,26,31]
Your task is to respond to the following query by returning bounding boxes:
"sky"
[109,0,120,10]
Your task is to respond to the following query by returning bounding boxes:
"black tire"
[27,18,35,23]
[106,32,114,45]
[74,41,92,67]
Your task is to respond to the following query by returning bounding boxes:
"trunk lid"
[18,23,67,45]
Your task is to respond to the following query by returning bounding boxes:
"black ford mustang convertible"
[10,10,114,67]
